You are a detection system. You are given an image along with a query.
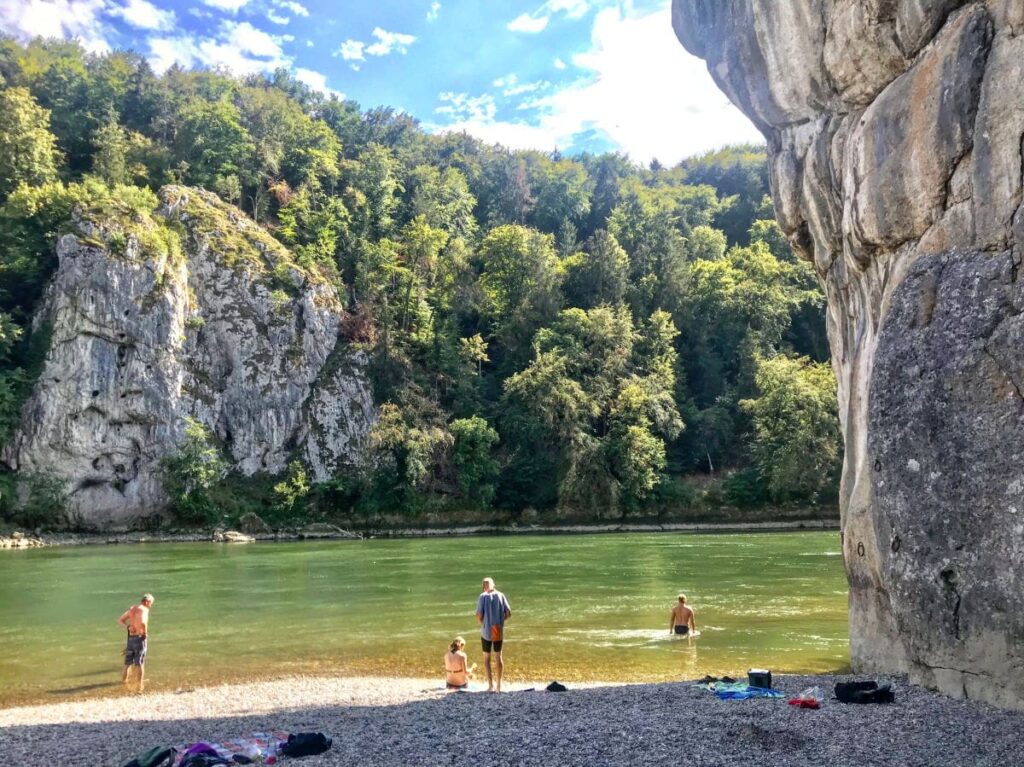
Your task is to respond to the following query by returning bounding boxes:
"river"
[0,531,848,706]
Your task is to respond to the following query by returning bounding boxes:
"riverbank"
[0,517,838,549]
[0,674,1019,766]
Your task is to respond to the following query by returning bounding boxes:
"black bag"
[121,746,176,767]
[835,680,895,704]
[179,755,233,767]
[546,680,568,692]
[281,732,333,757]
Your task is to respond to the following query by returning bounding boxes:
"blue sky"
[0,0,763,164]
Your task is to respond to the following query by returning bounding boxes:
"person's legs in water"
[481,636,496,691]
[494,648,504,692]
[122,635,146,692]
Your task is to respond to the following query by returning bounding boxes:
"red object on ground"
[788,698,820,709]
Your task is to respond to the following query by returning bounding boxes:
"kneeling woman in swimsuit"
[444,636,475,690]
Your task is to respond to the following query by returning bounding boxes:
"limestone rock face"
[2,186,374,527]
[674,0,1024,708]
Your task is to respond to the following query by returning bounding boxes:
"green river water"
[0,531,849,707]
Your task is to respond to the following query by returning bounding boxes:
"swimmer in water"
[670,593,696,636]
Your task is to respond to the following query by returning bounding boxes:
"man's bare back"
[670,595,696,635]
[118,604,149,636]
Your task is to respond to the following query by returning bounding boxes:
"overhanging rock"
[673,0,1024,708]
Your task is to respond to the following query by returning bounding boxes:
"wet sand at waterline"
[1,674,1021,766]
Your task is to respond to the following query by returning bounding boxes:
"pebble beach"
[1,674,1022,767]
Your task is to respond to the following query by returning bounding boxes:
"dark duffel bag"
[835,680,895,704]
[281,732,333,757]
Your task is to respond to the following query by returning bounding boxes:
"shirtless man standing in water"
[670,593,696,636]
[118,593,154,691]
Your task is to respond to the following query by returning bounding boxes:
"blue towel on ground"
[709,682,785,700]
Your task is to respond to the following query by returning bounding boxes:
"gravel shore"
[0,674,1021,766]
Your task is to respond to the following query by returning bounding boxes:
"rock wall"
[674,1,1024,708]
[2,186,374,526]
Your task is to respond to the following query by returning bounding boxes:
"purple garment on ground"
[183,743,220,758]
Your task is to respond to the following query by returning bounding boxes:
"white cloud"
[201,0,249,11]
[295,67,342,97]
[339,27,416,64]
[109,0,175,31]
[267,9,289,24]
[546,0,589,19]
[504,80,547,97]
[426,1,441,22]
[507,13,548,33]
[147,19,291,75]
[491,74,548,98]
[435,91,496,123]
[147,36,198,71]
[305,39,314,47]
[277,0,308,16]
[365,27,416,56]
[553,57,567,70]
[432,5,762,163]
[0,0,111,53]
[338,39,365,61]
[224,20,282,57]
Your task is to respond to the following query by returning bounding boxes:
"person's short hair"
[482,577,495,588]
[450,636,466,652]
[678,593,687,603]
[141,593,154,604]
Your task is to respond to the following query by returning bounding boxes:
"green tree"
[459,334,489,375]
[273,460,311,514]
[688,225,727,261]
[175,98,255,203]
[529,157,592,232]
[162,418,228,524]
[91,117,131,185]
[0,87,60,200]
[741,355,841,503]
[450,416,499,507]
[562,229,629,309]
[479,224,561,370]
[407,164,477,240]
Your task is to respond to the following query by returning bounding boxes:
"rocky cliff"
[674,1,1024,708]
[2,186,375,526]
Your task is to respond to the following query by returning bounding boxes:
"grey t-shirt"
[476,590,511,641]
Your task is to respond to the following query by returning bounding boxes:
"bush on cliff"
[162,418,228,525]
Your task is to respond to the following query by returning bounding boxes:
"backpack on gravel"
[280,732,333,757]
[834,680,895,704]
[120,746,176,767]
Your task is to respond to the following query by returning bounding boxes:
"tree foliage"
[0,38,840,523]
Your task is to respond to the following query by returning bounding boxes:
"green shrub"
[0,471,67,530]
[162,418,227,525]
[723,468,770,507]
[273,460,310,514]
[651,475,698,510]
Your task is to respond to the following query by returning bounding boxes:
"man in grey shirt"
[475,576,511,692]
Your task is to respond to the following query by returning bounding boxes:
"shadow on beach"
[0,675,1022,767]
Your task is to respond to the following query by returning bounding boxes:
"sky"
[0,0,764,164]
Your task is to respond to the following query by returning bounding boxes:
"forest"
[0,37,841,527]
